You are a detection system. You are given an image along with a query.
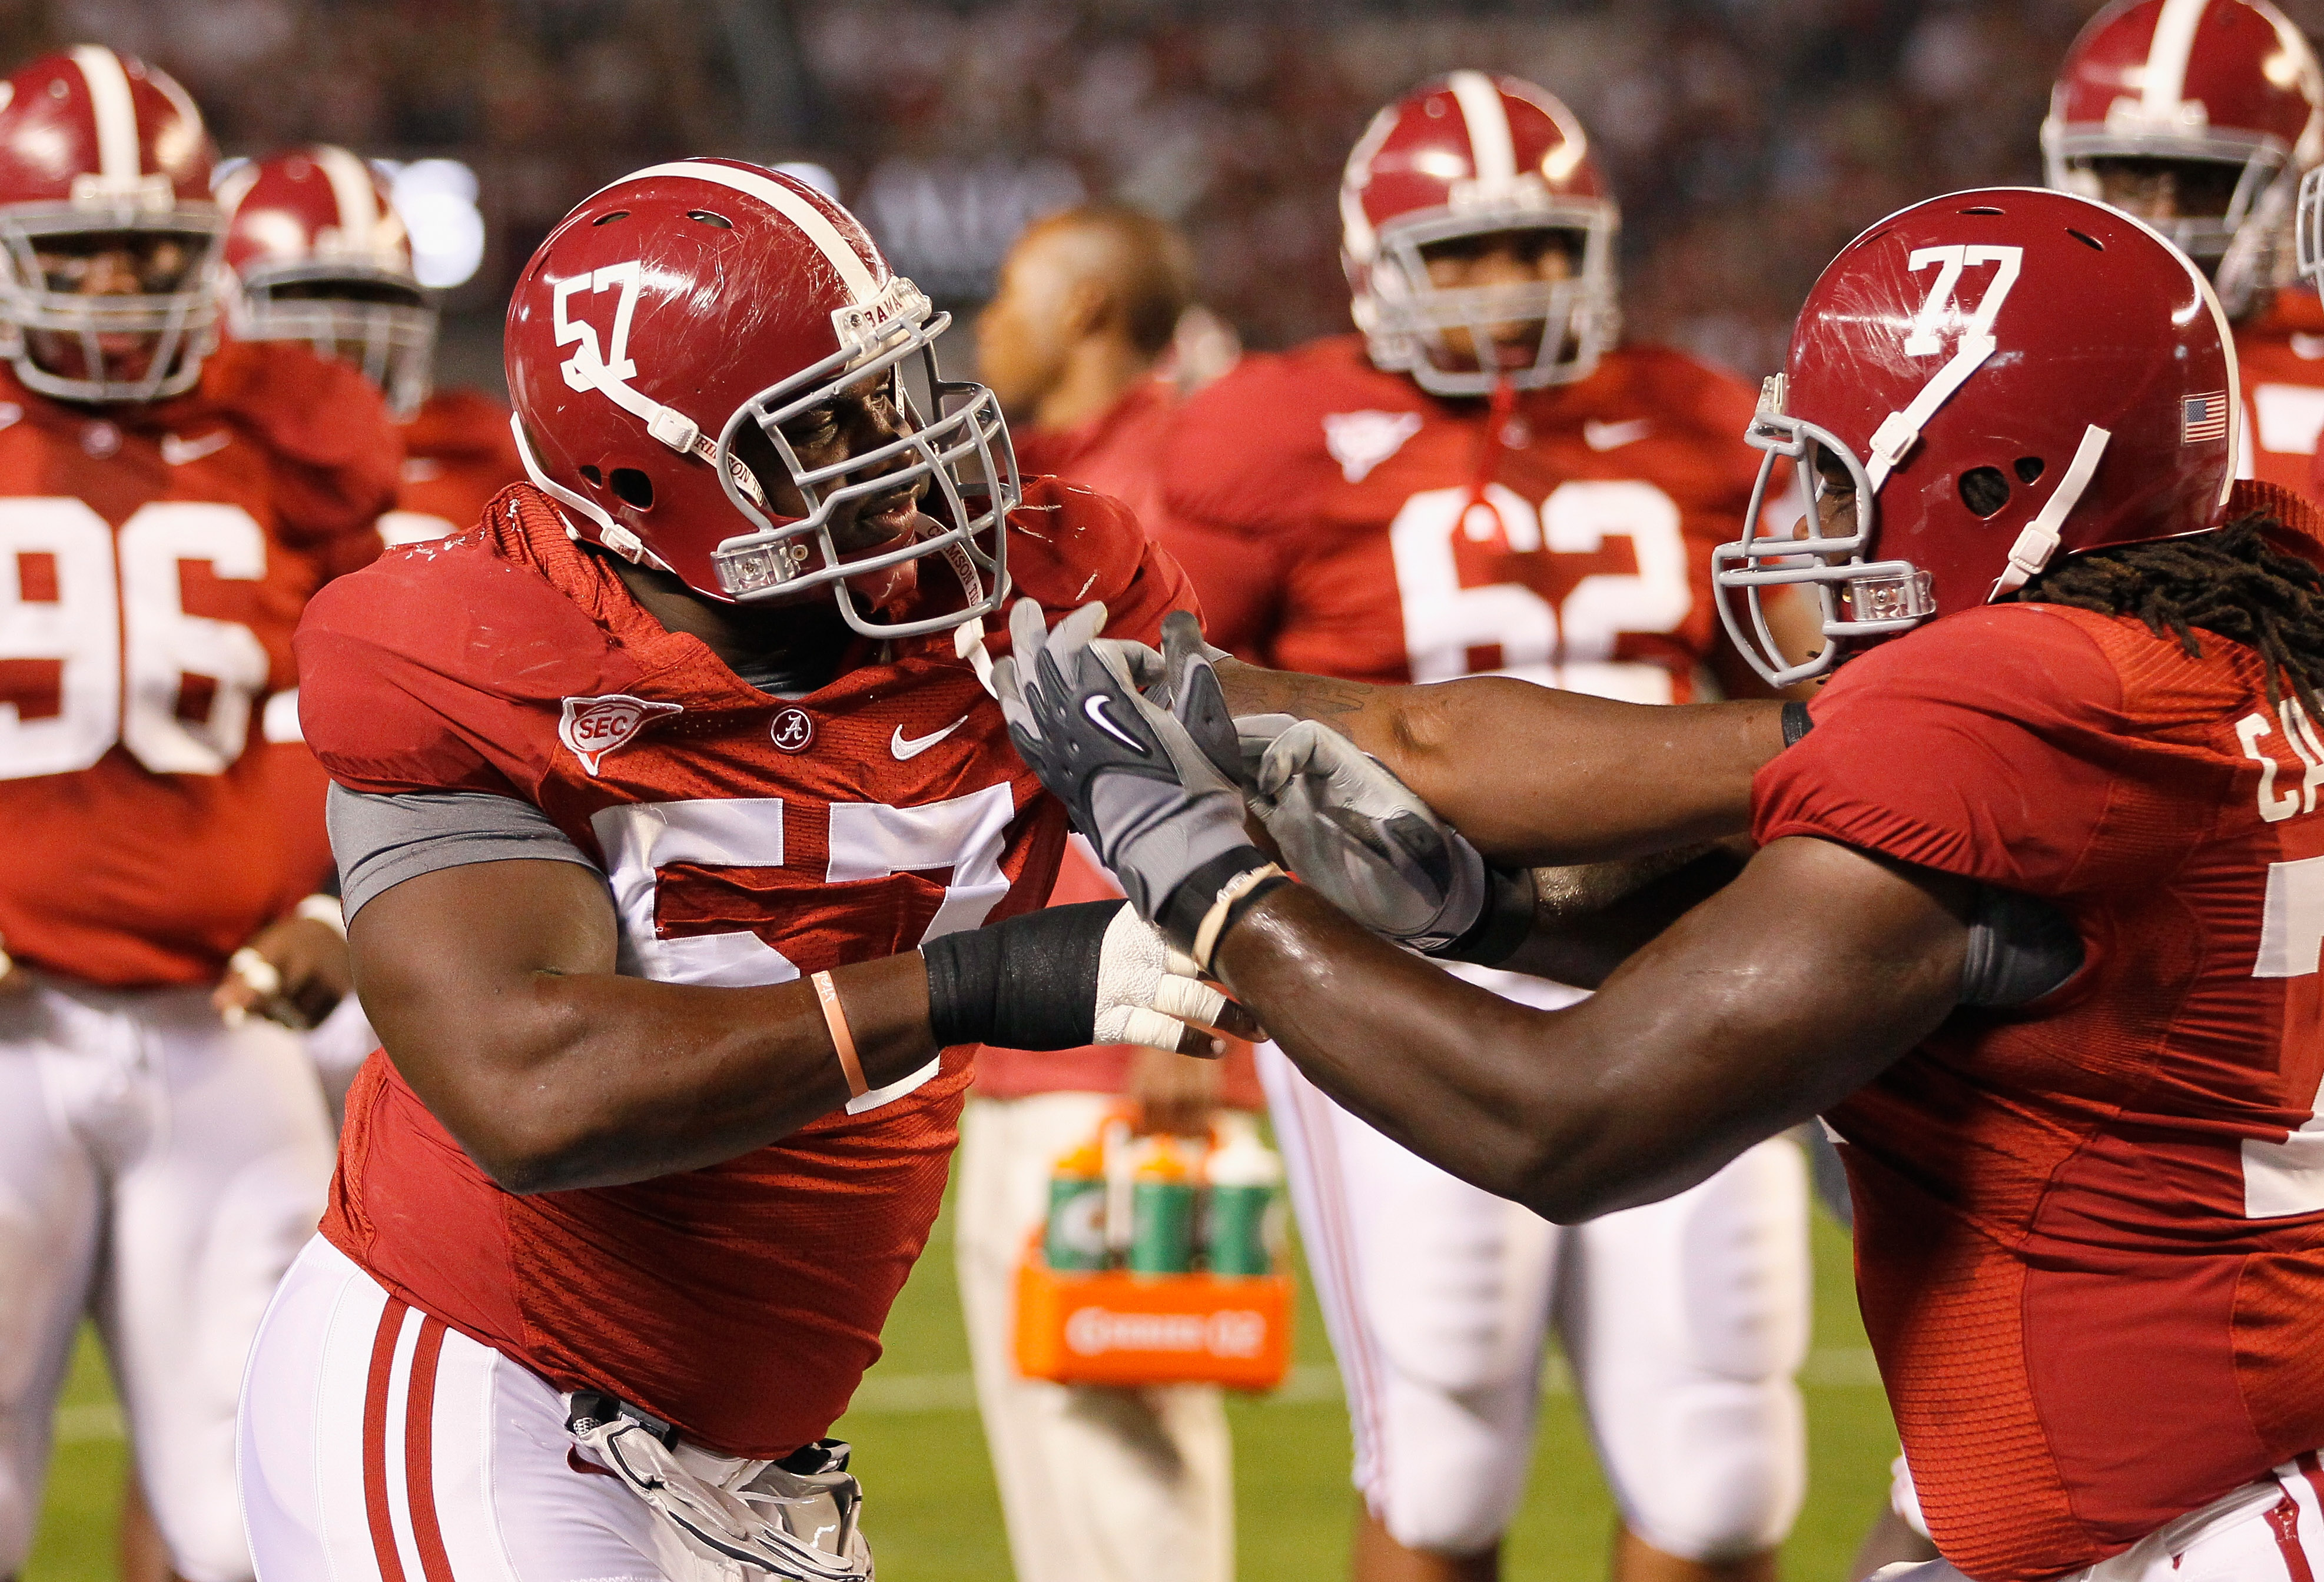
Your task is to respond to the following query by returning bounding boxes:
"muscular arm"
[1211,836,1971,1221]
[1217,660,1791,864]
[349,860,941,1194]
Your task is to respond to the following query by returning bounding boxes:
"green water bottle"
[1044,1139,1108,1272]
[1203,1125,1283,1277]
[1128,1139,1198,1274]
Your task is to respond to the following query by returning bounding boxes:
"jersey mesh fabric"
[1754,599,2324,1581]
[296,474,1191,1458]
[1154,334,1763,697]
[2237,288,2324,501]
[0,340,395,985]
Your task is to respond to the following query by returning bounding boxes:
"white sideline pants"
[954,1092,1234,1582]
[1872,1458,2324,1580]
[240,1236,686,1582]
[0,976,333,1582]
[1259,968,1810,1562]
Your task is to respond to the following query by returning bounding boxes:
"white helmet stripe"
[313,145,379,250]
[617,160,879,303]
[2141,0,2210,116]
[1447,70,1517,185]
[69,45,140,181]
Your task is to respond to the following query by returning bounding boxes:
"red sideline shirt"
[1754,593,2324,1581]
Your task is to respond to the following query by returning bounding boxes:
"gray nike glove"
[993,599,1284,964]
[1248,720,1490,950]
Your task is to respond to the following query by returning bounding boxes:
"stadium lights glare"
[772,161,840,199]
[379,159,486,290]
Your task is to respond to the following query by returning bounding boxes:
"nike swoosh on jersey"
[1582,418,1654,451]
[160,431,231,466]
[892,714,972,760]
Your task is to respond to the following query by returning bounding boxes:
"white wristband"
[1192,863,1286,973]
[294,894,346,938]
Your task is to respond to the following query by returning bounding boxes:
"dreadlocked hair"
[2006,512,2324,721]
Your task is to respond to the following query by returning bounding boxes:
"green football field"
[28,1188,1895,1581]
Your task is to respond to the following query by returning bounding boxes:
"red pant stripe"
[402,1317,456,1582]
[2272,1488,2317,1582]
[361,1298,413,1582]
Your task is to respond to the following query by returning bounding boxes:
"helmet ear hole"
[609,468,654,510]
[1958,466,2011,518]
[2014,456,2046,484]
[579,464,603,486]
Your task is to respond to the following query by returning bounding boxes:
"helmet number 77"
[1902,245,2021,357]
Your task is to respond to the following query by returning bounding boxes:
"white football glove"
[1094,904,1236,1053]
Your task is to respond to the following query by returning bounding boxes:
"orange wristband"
[812,970,868,1099]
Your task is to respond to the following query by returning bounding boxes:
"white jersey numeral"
[1390,479,1691,703]
[1903,245,2023,358]
[590,782,1018,1114]
[0,498,271,780]
[555,260,645,391]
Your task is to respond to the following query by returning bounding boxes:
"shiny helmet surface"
[0,45,222,403]
[218,145,434,418]
[1340,70,1618,396]
[504,158,1015,636]
[1717,188,2237,687]
[2045,0,2323,317]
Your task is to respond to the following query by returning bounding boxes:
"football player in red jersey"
[234,159,1241,1582]
[1001,184,2324,1582]
[214,144,526,1104]
[217,143,525,548]
[1153,72,1814,1582]
[2046,0,2324,498]
[0,45,398,1582]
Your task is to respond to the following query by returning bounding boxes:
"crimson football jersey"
[1012,377,1177,534]
[0,339,396,986]
[2239,289,2324,501]
[1756,539,2324,1580]
[1157,334,1763,700]
[296,474,1191,1459]
[381,386,524,546]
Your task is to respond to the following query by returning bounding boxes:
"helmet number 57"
[555,260,645,391]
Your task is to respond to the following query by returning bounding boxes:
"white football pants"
[1260,967,1810,1562]
[240,1236,683,1582]
[954,1091,1234,1582]
[1872,1457,2324,1580]
[0,976,334,1582]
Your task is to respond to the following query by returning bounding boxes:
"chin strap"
[1990,424,2111,599]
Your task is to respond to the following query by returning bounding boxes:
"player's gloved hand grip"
[1249,720,1492,951]
[921,899,1235,1054]
[991,600,1263,938]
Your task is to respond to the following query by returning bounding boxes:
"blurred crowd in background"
[6,0,2304,383]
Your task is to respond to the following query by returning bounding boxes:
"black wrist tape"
[1429,862,1535,968]
[920,899,1124,1050]
[1157,846,1277,955]
[1781,699,1814,746]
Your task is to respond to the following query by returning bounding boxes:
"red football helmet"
[1716,188,2237,686]
[2043,0,2323,317]
[0,46,221,403]
[218,145,433,417]
[1340,71,1618,396]
[506,158,1015,634]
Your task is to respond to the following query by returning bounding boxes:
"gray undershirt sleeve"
[327,783,604,921]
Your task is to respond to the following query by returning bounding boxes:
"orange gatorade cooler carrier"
[1014,1117,1294,1390]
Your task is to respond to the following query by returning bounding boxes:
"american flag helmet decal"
[2182,391,2229,443]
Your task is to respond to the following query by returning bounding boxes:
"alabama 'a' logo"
[560,693,683,775]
